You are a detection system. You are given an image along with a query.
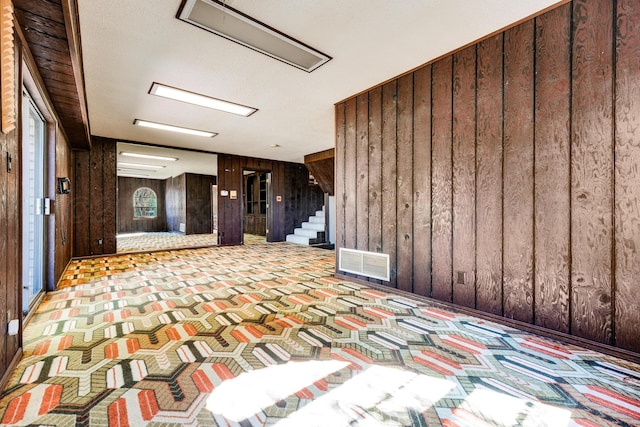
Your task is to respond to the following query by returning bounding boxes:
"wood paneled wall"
[53,127,74,285]
[1,12,78,388]
[166,174,186,233]
[0,75,21,388]
[185,173,216,235]
[283,163,325,238]
[164,173,216,235]
[117,177,167,233]
[74,136,116,256]
[217,154,323,245]
[336,0,640,353]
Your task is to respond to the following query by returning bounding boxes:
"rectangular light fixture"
[150,83,257,116]
[133,119,217,138]
[118,168,153,174]
[119,152,179,162]
[177,0,331,72]
[118,162,166,170]
[119,172,149,178]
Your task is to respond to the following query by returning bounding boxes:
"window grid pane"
[133,187,157,218]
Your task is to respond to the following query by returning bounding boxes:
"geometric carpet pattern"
[2,243,640,426]
[116,232,220,253]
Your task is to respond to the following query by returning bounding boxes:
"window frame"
[132,186,158,219]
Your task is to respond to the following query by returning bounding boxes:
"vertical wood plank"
[381,81,398,287]
[220,155,237,245]
[335,102,346,272]
[7,60,20,358]
[503,21,535,323]
[3,127,19,368]
[413,65,432,297]
[452,45,477,308]
[231,155,242,244]
[102,139,116,253]
[88,140,104,255]
[534,4,571,333]
[7,126,19,366]
[571,0,614,344]
[614,0,640,351]
[476,33,504,316]
[431,56,453,302]
[396,73,414,292]
[54,131,74,283]
[0,132,8,372]
[218,156,227,243]
[368,87,383,256]
[344,98,357,257]
[73,149,90,256]
[356,93,369,254]
[269,162,282,242]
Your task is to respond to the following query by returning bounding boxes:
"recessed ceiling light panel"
[134,119,217,138]
[119,152,179,162]
[177,0,331,72]
[118,162,166,170]
[149,83,257,116]
[119,172,150,178]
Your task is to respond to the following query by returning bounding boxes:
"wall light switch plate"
[8,319,19,336]
[456,271,468,285]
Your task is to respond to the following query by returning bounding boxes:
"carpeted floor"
[116,232,265,253]
[117,232,219,253]
[1,243,640,426]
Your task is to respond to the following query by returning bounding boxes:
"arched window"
[133,187,157,218]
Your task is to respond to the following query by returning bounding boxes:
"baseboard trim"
[335,273,640,365]
[0,347,23,393]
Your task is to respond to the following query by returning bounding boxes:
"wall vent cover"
[177,0,331,72]
[339,248,390,281]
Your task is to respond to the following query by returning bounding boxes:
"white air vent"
[179,223,186,233]
[178,0,331,72]
[339,248,390,282]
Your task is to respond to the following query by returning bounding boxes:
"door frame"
[21,88,47,313]
[21,58,57,316]
[241,168,272,243]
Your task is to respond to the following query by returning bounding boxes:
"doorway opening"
[242,169,271,244]
[22,89,47,313]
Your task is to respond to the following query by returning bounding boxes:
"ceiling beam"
[14,0,90,149]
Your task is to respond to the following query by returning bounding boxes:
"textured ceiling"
[79,0,563,163]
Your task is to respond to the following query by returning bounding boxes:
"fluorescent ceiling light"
[150,83,257,117]
[118,168,154,174]
[118,162,166,170]
[177,0,331,72]
[119,173,149,178]
[119,152,179,162]
[133,119,217,138]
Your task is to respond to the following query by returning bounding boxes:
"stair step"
[309,215,325,224]
[302,221,325,231]
[294,228,318,238]
[286,205,326,246]
[286,234,310,245]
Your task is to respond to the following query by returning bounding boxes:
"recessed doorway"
[242,169,271,244]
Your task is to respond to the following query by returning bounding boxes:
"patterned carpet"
[2,243,640,426]
[116,232,219,253]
